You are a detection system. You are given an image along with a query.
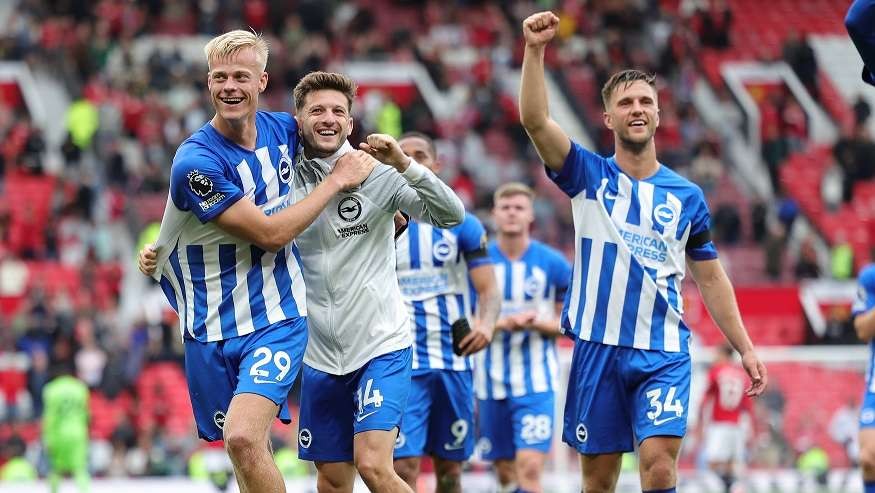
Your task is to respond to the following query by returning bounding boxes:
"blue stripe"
[523,258,534,301]
[544,341,556,391]
[573,238,594,338]
[217,244,238,339]
[666,274,679,312]
[413,301,429,368]
[168,249,187,336]
[521,332,533,394]
[650,291,668,351]
[484,344,494,400]
[409,222,421,269]
[247,246,269,329]
[503,259,513,303]
[272,247,300,318]
[159,276,178,312]
[187,245,208,339]
[436,294,452,368]
[249,157,269,206]
[625,182,641,226]
[500,331,512,397]
[589,242,617,342]
[432,227,445,267]
[618,259,645,347]
[292,244,305,283]
[454,293,471,370]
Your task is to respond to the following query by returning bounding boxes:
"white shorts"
[704,422,745,463]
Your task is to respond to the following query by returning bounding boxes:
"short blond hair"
[204,30,269,72]
[493,182,535,205]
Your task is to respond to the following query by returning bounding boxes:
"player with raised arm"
[697,343,754,493]
[136,31,375,493]
[475,182,571,493]
[518,11,767,493]
[289,72,465,493]
[853,264,875,493]
[846,0,875,87]
[392,131,501,493]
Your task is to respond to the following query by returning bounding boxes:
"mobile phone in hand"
[451,318,472,356]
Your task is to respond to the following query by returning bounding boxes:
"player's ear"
[603,111,613,131]
[259,71,268,93]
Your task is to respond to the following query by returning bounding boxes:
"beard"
[301,128,347,158]
[617,128,654,155]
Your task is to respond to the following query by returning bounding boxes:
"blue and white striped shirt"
[395,213,491,371]
[153,111,307,342]
[474,240,571,399]
[548,142,718,353]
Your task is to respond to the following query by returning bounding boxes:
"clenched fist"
[358,133,411,172]
[523,11,560,47]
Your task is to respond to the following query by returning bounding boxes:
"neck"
[614,137,659,180]
[302,142,345,162]
[497,232,529,259]
[211,113,257,150]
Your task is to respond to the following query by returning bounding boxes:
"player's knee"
[495,461,516,485]
[435,461,462,490]
[516,456,542,484]
[394,457,420,484]
[223,428,260,462]
[317,472,353,492]
[355,454,394,485]
[639,455,676,488]
[861,444,875,473]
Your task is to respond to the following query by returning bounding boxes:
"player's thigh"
[299,364,356,462]
[510,392,554,455]
[224,392,278,445]
[315,461,356,492]
[860,427,875,466]
[353,347,412,435]
[628,348,691,445]
[562,340,633,455]
[477,398,515,461]
[354,428,400,470]
[394,372,433,460]
[428,370,475,461]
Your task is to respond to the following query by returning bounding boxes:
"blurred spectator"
[854,95,872,127]
[782,30,819,101]
[830,234,854,280]
[0,434,36,483]
[794,237,821,280]
[65,95,99,151]
[764,223,787,280]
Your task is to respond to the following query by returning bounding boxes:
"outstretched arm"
[688,258,767,397]
[519,11,572,172]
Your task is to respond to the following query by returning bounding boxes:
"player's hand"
[458,321,494,355]
[393,211,408,235]
[138,243,158,276]
[522,11,560,48]
[359,134,411,172]
[331,150,377,190]
[741,351,767,396]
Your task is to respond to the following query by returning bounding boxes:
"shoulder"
[656,165,707,201]
[454,211,485,232]
[860,263,875,289]
[532,240,570,267]
[258,110,297,132]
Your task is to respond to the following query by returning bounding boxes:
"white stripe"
[529,333,548,393]
[287,245,307,317]
[545,342,559,392]
[610,174,633,223]
[511,261,526,303]
[179,246,196,340]
[202,245,224,342]
[474,350,487,398]
[261,253,285,325]
[236,159,256,199]
[164,267,189,339]
[663,303,682,352]
[256,147,279,200]
[419,224,434,268]
[578,239,604,340]
[232,243,254,337]
[633,272,658,349]
[490,336,507,399]
[638,181,655,232]
[565,236,583,333]
[424,298,444,369]
[602,243,629,345]
[409,303,421,370]
[508,332,526,397]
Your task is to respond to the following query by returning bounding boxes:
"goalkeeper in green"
[41,365,90,493]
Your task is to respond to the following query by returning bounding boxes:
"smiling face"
[603,80,659,151]
[207,46,267,126]
[296,89,353,158]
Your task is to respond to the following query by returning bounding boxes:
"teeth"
[318,130,336,136]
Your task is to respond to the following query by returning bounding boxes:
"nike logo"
[444,443,464,451]
[653,416,679,426]
[253,377,277,384]
[604,192,618,200]
[356,411,378,422]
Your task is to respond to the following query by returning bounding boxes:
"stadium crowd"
[0,0,870,486]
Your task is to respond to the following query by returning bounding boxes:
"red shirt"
[703,362,753,423]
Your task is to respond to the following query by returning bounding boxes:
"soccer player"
[853,264,875,493]
[392,131,501,492]
[846,0,875,87]
[697,343,754,493]
[518,12,767,493]
[475,182,571,493]
[289,72,465,493]
[137,31,376,493]
[42,366,90,493]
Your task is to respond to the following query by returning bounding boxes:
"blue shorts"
[394,369,474,461]
[477,392,555,461]
[861,386,875,427]
[298,347,412,462]
[563,339,690,454]
[184,317,308,441]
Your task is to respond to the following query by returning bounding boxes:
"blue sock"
[643,488,676,493]
[864,480,875,493]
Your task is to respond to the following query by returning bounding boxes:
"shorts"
[298,347,412,462]
[703,422,744,463]
[46,439,88,473]
[184,317,308,441]
[394,369,474,461]
[563,339,690,454]
[861,388,875,427]
[477,392,555,461]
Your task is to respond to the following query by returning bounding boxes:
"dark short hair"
[601,70,657,109]
[293,71,357,111]
[398,131,437,160]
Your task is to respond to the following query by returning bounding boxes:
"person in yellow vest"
[0,435,37,483]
